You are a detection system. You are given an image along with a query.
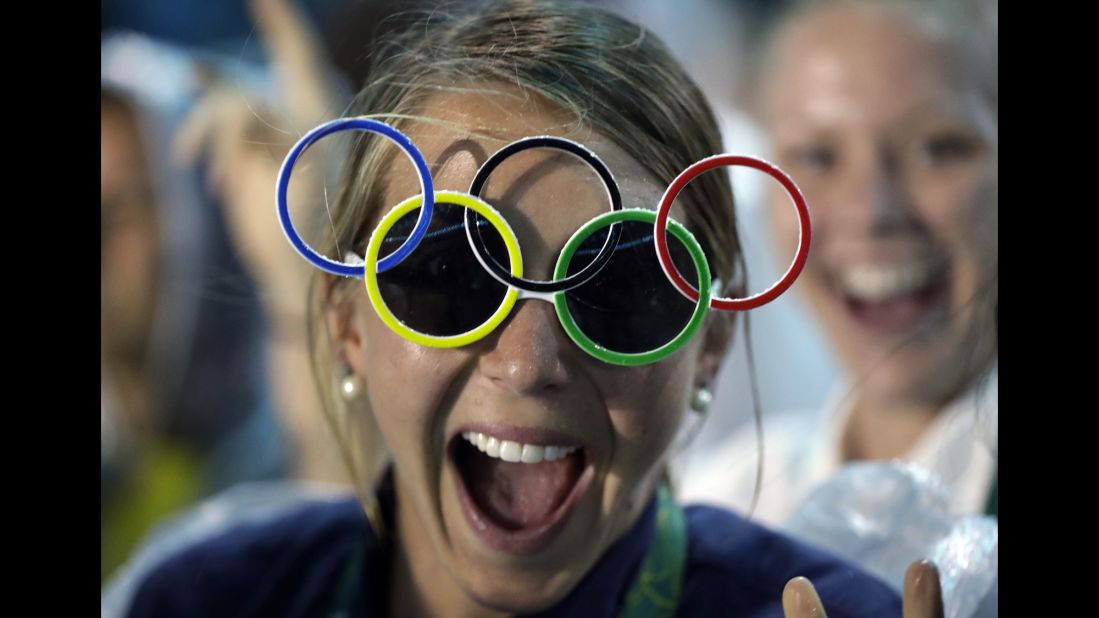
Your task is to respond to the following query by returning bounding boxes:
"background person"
[679,0,998,526]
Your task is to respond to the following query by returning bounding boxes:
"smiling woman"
[679,0,998,531]
[762,1,997,423]
[108,1,947,616]
[325,83,725,612]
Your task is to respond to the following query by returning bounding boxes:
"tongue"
[462,445,582,530]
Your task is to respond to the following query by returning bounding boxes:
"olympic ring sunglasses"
[277,118,811,366]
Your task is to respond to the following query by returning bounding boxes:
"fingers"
[903,560,945,618]
[177,0,339,174]
[174,0,340,199]
[173,88,255,195]
[247,0,335,126]
[783,576,827,618]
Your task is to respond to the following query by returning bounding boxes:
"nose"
[844,148,919,235]
[477,299,572,395]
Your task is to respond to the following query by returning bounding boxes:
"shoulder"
[678,505,900,618]
[121,490,370,618]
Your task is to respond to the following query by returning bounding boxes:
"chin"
[458,570,576,614]
[850,338,970,407]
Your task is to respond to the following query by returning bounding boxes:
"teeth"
[499,441,522,462]
[520,445,544,463]
[841,262,940,302]
[484,437,500,458]
[461,432,578,464]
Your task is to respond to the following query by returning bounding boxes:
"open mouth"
[836,260,951,335]
[447,424,594,554]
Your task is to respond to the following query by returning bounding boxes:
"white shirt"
[676,367,998,528]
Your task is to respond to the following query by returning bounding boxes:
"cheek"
[768,187,830,298]
[357,307,466,455]
[769,197,798,252]
[912,166,997,269]
[601,360,692,473]
[913,167,987,223]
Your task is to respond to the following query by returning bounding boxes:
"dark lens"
[376,202,510,337]
[563,221,699,354]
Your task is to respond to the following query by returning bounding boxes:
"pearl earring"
[690,386,713,413]
[340,371,363,401]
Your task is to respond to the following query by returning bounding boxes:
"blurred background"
[102,0,996,586]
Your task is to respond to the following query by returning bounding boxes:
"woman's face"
[763,6,997,406]
[335,84,720,612]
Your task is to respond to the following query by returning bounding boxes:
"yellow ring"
[364,191,523,348]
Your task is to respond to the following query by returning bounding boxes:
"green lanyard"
[329,486,688,617]
[329,537,364,618]
[617,485,688,618]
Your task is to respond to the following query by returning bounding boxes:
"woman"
[109,1,944,615]
[680,0,998,525]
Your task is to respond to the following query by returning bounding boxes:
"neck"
[840,395,943,462]
[388,478,507,618]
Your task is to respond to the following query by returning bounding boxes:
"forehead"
[384,82,663,202]
[764,6,959,129]
[379,82,669,268]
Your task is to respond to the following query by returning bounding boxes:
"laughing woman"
[109,1,944,616]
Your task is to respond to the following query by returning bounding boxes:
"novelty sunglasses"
[277,118,811,366]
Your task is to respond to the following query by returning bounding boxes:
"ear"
[325,274,369,378]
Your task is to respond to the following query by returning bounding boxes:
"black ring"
[466,136,623,294]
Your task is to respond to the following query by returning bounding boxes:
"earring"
[690,385,713,413]
[340,370,364,401]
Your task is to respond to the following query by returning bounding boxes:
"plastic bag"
[784,461,997,618]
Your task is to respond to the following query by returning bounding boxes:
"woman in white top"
[680,0,998,527]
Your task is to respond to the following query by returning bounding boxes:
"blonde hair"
[305,0,746,529]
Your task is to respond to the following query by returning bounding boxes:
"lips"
[447,423,594,554]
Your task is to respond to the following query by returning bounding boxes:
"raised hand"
[173,0,355,484]
[174,0,341,310]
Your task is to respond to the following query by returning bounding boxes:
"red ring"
[654,154,811,311]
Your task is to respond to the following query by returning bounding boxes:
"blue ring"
[276,118,435,277]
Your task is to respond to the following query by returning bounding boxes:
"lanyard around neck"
[618,486,688,618]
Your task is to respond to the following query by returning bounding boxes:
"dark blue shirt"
[128,479,900,617]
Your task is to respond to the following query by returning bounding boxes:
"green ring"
[364,191,523,348]
[553,209,711,366]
